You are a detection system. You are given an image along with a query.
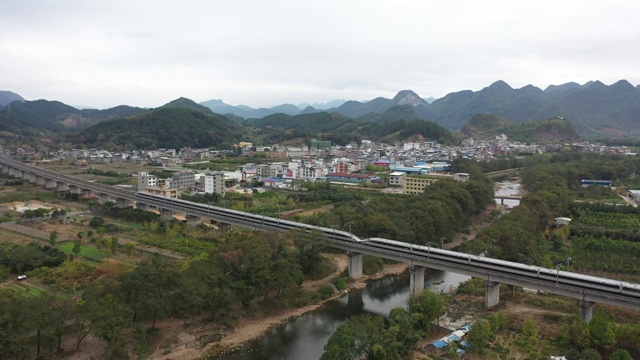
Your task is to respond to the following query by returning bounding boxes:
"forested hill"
[77,100,243,150]
[244,112,455,145]
[0,99,144,136]
[460,114,580,144]
[75,108,241,150]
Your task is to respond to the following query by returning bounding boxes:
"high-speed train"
[136,191,640,301]
[364,237,640,298]
[135,192,361,243]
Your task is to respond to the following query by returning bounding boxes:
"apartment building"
[403,176,438,195]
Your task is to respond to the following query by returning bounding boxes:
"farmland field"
[572,210,640,230]
[57,243,106,261]
[0,282,44,297]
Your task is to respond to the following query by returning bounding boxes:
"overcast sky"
[2,0,639,109]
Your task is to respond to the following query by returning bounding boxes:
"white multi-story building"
[204,172,226,196]
[137,172,157,191]
[389,172,405,186]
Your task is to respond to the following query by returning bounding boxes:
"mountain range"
[198,92,435,121]
[0,91,580,149]
[2,79,640,140]
[198,80,640,136]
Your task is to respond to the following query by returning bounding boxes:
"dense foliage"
[0,228,337,359]
[321,290,446,360]
[305,170,494,245]
[460,114,580,144]
[77,105,243,150]
[0,243,66,273]
[465,152,640,272]
[244,112,456,146]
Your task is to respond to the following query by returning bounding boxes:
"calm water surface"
[209,269,469,360]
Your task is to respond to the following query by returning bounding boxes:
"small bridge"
[484,168,522,179]
[494,195,522,204]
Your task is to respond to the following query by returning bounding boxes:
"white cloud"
[1,0,639,108]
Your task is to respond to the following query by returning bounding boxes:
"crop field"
[1,282,44,297]
[573,211,640,230]
[57,243,106,261]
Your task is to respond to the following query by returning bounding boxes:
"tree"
[72,239,82,257]
[83,279,133,356]
[407,290,446,335]
[321,322,357,360]
[580,348,602,360]
[89,216,105,228]
[293,230,328,277]
[118,256,178,328]
[467,320,495,355]
[124,242,135,257]
[90,294,133,356]
[49,231,58,247]
[321,314,387,360]
[610,349,633,360]
[589,311,616,350]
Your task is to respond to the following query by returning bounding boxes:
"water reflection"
[210,269,469,360]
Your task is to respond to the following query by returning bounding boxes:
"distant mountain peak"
[392,90,428,107]
[161,97,213,115]
[588,80,606,88]
[0,90,25,107]
[487,80,513,90]
[611,79,635,90]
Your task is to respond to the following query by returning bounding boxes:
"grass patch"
[1,283,44,297]
[57,243,106,261]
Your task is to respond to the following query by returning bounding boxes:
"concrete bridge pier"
[29,173,37,184]
[98,193,112,205]
[485,281,501,308]
[137,202,150,211]
[218,222,232,231]
[22,171,31,181]
[56,181,69,192]
[69,185,82,195]
[116,198,130,208]
[36,176,46,187]
[45,178,57,189]
[348,251,363,279]
[579,300,595,322]
[12,169,22,178]
[1,165,8,174]
[186,215,200,226]
[409,265,425,296]
[83,189,94,198]
[160,209,173,221]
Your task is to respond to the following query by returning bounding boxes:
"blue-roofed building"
[390,167,430,175]
[581,179,613,187]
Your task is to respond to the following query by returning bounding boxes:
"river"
[494,180,522,208]
[210,269,470,360]
[209,180,520,360]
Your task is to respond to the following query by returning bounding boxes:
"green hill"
[460,114,579,144]
[77,99,242,150]
[159,97,214,115]
[244,112,455,145]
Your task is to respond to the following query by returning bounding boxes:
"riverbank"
[145,257,408,360]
